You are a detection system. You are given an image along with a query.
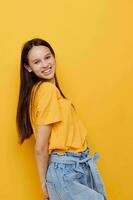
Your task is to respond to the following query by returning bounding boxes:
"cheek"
[34,64,42,70]
[51,57,55,64]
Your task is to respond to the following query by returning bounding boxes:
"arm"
[34,124,52,199]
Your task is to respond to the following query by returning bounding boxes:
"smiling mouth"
[42,66,52,75]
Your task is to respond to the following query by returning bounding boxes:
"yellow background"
[0,0,133,199]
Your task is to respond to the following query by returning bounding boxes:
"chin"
[44,74,54,80]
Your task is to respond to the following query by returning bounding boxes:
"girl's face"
[24,45,56,82]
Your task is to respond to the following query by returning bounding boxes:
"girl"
[16,38,107,200]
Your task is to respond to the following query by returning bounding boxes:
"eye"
[45,56,51,59]
[34,61,39,64]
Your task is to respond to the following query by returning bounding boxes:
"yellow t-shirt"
[29,81,89,154]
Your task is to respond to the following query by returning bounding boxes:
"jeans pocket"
[45,164,56,183]
[46,181,60,200]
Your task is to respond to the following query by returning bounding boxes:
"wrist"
[41,178,47,186]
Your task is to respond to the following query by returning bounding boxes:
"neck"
[48,77,55,85]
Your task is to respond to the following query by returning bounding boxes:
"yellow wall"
[0,0,132,199]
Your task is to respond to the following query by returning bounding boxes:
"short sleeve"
[35,82,62,125]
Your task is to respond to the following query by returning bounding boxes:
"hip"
[45,147,107,200]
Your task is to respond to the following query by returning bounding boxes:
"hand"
[41,182,49,200]
[43,196,49,200]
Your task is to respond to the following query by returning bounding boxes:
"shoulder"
[34,81,56,92]
[35,81,58,98]
[39,81,57,90]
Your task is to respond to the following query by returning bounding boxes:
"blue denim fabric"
[45,147,108,200]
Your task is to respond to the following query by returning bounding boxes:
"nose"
[41,59,50,68]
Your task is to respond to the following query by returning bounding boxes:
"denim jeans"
[45,147,107,200]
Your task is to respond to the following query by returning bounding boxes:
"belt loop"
[75,160,79,170]
[75,160,85,174]
[54,162,58,168]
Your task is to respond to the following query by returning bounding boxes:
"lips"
[42,66,52,75]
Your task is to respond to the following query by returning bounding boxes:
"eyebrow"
[31,53,51,62]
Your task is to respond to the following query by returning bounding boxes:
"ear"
[24,64,32,72]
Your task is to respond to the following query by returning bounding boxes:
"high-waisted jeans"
[45,147,108,200]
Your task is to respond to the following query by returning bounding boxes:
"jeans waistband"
[49,147,100,165]
[51,147,90,158]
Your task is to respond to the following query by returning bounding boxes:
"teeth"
[45,69,51,72]
[43,67,51,73]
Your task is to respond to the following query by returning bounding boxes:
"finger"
[44,196,49,200]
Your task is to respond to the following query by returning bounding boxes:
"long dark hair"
[16,38,75,145]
